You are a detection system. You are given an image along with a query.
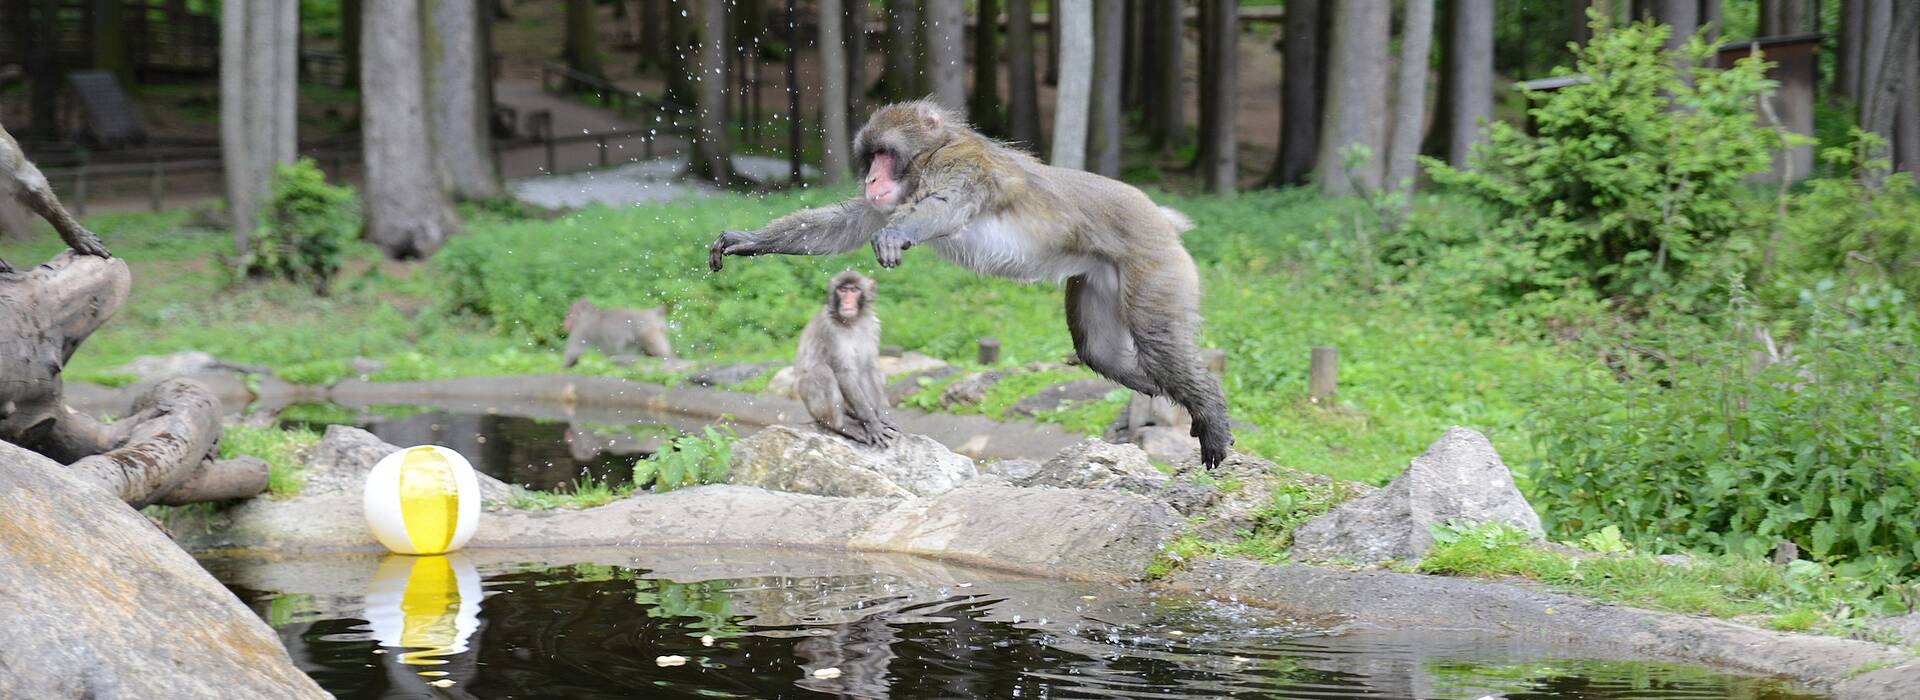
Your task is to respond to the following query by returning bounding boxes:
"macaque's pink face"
[836,285,864,319]
[864,152,901,210]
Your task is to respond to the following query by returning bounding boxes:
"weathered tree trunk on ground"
[1386,0,1434,191]
[1008,0,1043,152]
[562,0,606,81]
[221,0,299,251]
[689,0,737,185]
[1199,0,1237,194]
[886,0,921,101]
[1318,0,1389,196]
[819,0,852,185]
[926,0,967,116]
[427,0,502,200]
[1269,0,1319,186]
[973,0,1004,134]
[0,254,265,508]
[1052,0,1093,169]
[1147,0,1184,154]
[361,0,462,258]
[1088,0,1124,177]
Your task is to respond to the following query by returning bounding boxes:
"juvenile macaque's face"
[836,284,865,320]
[864,151,902,210]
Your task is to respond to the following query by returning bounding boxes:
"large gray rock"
[1131,426,1204,463]
[1291,427,1542,564]
[1021,440,1219,516]
[938,370,1007,406]
[304,425,522,507]
[729,424,978,498]
[853,485,1183,576]
[111,350,264,381]
[0,441,326,698]
[684,361,779,387]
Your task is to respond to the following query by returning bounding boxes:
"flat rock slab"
[0,441,325,699]
[1165,558,1920,699]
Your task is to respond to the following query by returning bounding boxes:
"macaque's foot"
[707,230,753,271]
[67,228,111,259]
[871,229,912,269]
[1194,419,1233,469]
[0,257,13,274]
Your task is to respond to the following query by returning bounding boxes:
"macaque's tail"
[1160,207,1195,234]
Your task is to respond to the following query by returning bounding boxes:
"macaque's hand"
[871,228,912,269]
[707,230,753,271]
[68,227,111,259]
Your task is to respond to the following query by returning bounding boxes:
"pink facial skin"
[865,152,901,209]
[837,287,862,318]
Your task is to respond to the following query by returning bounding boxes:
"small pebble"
[428,679,454,688]
[1080,595,1097,600]
[812,667,842,679]
[656,655,688,667]
[701,635,715,647]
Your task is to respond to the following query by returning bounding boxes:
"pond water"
[205,548,1825,700]
[277,403,701,493]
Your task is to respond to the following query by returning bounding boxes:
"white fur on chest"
[931,215,1099,283]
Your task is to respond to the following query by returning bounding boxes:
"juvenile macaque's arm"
[870,173,983,268]
[708,200,884,271]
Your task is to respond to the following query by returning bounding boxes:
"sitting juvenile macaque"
[561,299,674,368]
[795,271,899,447]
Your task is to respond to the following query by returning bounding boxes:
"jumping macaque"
[0,122,111,273]
[795,271,899,448]
[708,101,1232,466]
[561,299,674,368]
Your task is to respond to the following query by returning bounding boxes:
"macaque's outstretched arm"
[707,201,884,271]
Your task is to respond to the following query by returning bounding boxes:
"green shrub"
[1529,285,1920,576]
[1422,15,1776,312]
[636,425,735,492]
[1779,132,1920,300]
[236,158,360,294]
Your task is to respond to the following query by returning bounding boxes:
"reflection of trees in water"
[360,411,644,492]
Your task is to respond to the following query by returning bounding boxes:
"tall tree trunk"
[1051,0,1093,169]
[1445,0,1493,168]
[91,0,131,84]
[690,0,735,184]
[1896,32,1919,173]
[820,0,851,185]
[221,0,299,251]
[1146,0,1185,153]
[1761,0,1783,35]
[1317,0,1390,196]
[1088,0,1123,177]
[1007,0,1043,151]
[1653,0,1697,53]
[562,0,605,81]
[973,0,1003,133]
[846,0,868,119]
[1700,0,1722,45]
[1271,0,1319,186]
[787,0,802,181]
[1199,0,1237,194]
[1859,0,1892,120]
[1047,0,1061,85]
[427,0,501,200]
[28,0,57,140]
[1859,0,1919,168]
[362,0,462,259]
[1839,0,1862,101]
[665,0,695,106]
[1569,0,1592,48]
[342,0,362,87]
[1122,0,1143,109]
[1386,0,1434,191]
[886,0,921,100]
[1761,0,1805,36]
[636,0,663,70]
[926,0,967,116]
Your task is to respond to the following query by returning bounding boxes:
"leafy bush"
[1779,132,1920,300]
[636,425,734,492]
[1530,286,1920,576]
[236,159,360,293]
[1422,16,1776,311]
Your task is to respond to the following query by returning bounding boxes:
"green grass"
[218,424,321,498]
[510,478,632,511]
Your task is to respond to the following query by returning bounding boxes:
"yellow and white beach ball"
[363,445,481,555]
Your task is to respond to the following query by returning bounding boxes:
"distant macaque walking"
[0,122,111,273]
[709,101,1233,466]
[795,271,899,447]
[561,299,674,368]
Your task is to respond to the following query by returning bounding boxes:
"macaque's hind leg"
[1066,269,1160,395]
[802,371,871,444]
[1120,262,1233,468]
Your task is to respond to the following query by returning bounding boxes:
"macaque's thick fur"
[709,101,1232,466]
[794,271,898,447]
[0,123,111,272]
[561,299,674,368]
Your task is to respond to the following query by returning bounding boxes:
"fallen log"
[1,252,265,505]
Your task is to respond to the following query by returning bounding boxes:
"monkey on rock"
[709,101,1233,467]
[794,271,899,448]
